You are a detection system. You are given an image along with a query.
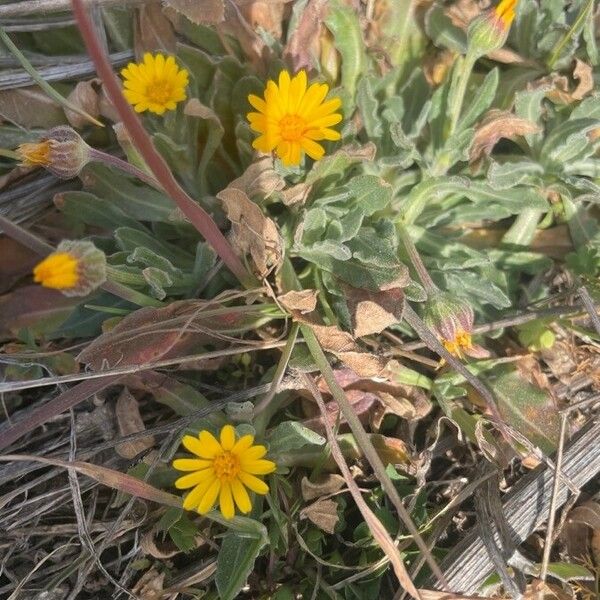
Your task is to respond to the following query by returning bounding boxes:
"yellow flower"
[120,53,189,115]
[247,70,342,167]
[33,240,107,296]
[494,0,517,29]
[34,252,79,290]
[173,425,276,520]
[17,140,50,168]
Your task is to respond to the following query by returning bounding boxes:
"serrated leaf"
[215,533,266,600]
[267,421,326,457]
[356,76,383,139]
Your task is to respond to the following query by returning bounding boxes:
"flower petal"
[300,138,325,161]
[231,478,252,513]
[172,458,212,472]
[220,425,236,451]
[241,459,277,475]
[288,70,308,114]
[239,445,267,461]
[219,482,235,519]
[238,471,270,495]
[199,430,223,457]
[182,479,214,510]
[197,478,221,514]
[231,434,255,455]
[175,468,215,490]
[248,94,267,113]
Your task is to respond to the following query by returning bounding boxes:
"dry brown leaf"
[65,79,118,128]
[335,350,388,378]
[302,392,380,433]
[300,497,339,534]
[163,0,224,24]
[418,591,488,600]
[115,388,155,459]
[140,530,180,559]
[346,285,405,338]
[301,473,345,501]
[134,1,176,57]
[280,181,312,207]
[423,49,456,87]
[572,59,594,101]
[217,2,267,67]
[217,187,283,278]
[239,0,286,40]
[284,0,328,72]
[278,289,319,314]
[0,87,65,128]
[227,156,285,198]
[469,109,541,165]
[132,568,165,600]
[369,434,410,466]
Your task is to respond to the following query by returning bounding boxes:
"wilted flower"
[121,53,189,115]
[423,292,489,359]
[33,240,106,296]
[173,424,276,520]
[16,126,91,179]
[467,0,518,57]
[247,70,342,167]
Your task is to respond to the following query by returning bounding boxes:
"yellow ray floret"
[173,425,276,520]
[494,0,517,29]
[33,252,79,290]
[247,69,342,167]
[120,53,189,115]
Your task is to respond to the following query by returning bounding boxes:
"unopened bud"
[33,240,106,297]
[423,292,489,359]
[467,0,518,58]
[16,126,91,179]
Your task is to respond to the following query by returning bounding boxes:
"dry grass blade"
[300,372,421,599]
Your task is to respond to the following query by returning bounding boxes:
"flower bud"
[467,0,518,58]
[16,126,91,179]
[423,292,489,359]
[33,240,106,297]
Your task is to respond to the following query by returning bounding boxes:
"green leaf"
[544,562,595,582]
[356,76,383,139]
[115,227,196,269]
[215,533,266,600]
[266,421,326,457]
[346,175,393,216]
[487,368,560,454]
[458,68,499,131]
[305,143,376,188]
[325,0,367,104]
[487,160,544,190]
[157,507,197,552]
[424,4,467,53]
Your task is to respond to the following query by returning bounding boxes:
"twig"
[300,324,449,590]
[577,284,600,337]
[538,411,569,586]
[0,339,289,394]
[300,372,422,599]
[0,0,143,17]
[70,0,253,287]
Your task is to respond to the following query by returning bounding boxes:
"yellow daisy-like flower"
[34,252,79,290]
[247,70,342,167]
[120,53,189,115]
[17,140,51,168]
[494,0,517,29]
[173,425,276,520]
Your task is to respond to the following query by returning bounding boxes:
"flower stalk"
[71,0,254,288]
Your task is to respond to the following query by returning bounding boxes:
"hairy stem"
[397,223,437,293]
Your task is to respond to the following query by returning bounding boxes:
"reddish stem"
[71,0,253,287]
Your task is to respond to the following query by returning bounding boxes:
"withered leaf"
[280,181,312,207]
[572,59,593,101]
[78,300,256,370]
[301,474,345,501]
[115,388,155,459]
[163,0,224,24]
[228,156,285,199]
[284,0,328,72]
[132,568,165,600]
[278,289,319,314]
[134,2,176,57]
[218,187,283,277]
[346,285,405,338]
[65,79,118,128]
[0,87,65,128]
[469,109,541,165]
[300,498,339,534]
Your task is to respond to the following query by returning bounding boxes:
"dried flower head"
[173,425,276,520]
[247,70,342,167]
[17,126,91,179]
[33,240,107,296]
[121,53,189,115]
[423,292,489,360]
[468,0,518,57]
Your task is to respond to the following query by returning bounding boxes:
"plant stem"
[71,0,254,288]
[89,148,161,190]
[447,52,476,138]
[300,323,449,590]
[397,223,437,294]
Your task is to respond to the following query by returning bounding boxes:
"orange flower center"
[213,452,240,482]
[280,114,306,142]
[146,81,175,105]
